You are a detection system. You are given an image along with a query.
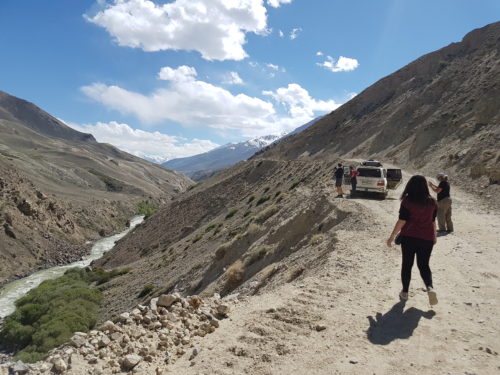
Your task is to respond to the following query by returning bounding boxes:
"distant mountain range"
[162,118,322,180]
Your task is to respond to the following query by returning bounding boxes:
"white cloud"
[263,83,340,119]
[266,63,279,71]
[290,27,302,40]
[67,120,218,162]
[267,0,293,8]
[223,71,244,85]
[82,66,340,138]
[278,30,284,38]
[316,51,323,56]
[85,0,270,61]
[82,65,275,131]
[317,55,359,72]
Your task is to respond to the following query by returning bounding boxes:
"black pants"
[351,178,357,191]
[401,236,434,292]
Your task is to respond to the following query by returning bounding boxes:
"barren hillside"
[0,91,191,283]
[91,22,500,323]
[257,22,500,202]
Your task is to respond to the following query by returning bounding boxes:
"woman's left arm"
[387,219,406,248]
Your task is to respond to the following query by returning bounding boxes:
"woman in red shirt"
[387,175,438,305]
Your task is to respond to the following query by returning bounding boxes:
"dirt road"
[167,174,500,375]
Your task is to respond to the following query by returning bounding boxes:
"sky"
[0,1,499,162]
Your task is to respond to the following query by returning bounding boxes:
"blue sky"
[1,1,498,162]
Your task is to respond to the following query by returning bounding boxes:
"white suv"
[354,163,402,199]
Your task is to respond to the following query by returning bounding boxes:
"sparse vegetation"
[138,284,155,298]
[309,234,325,246]
[225,260,245,287]
[288,267,305,282]
[256,196,270,206]
[289,179,305,190]
[247,195,255,204]
[136,200,158,218]
[187,183,200,191]
[243,210,252,218]
[274,191,282,198]
[192,234,203,243]
[246,223,262,235]
[263,186,270,193]
[0,268,104,363]
[87,267,131,285]
[88,169,124,192]
[245,245,270,266]
[255,205,279,223]
[205,223,217,232]
[225,209,238,219]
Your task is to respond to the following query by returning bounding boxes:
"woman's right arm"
[387,219,406,248]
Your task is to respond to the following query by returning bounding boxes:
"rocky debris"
[16,199,34,216]
[8,361,29,375]
[121,354,141,371]
[16,293,232,374]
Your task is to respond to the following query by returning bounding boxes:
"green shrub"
[225,209,238,219]
[0,268,102,362]
[138,285,154,298]
[205,224,217,232]
[256,196,270,206]
[243,210,252,218]
[247,195,255,204]
[263,186,270,193]
[136,200,157,218]
[87,267,131,285]
[88,169,124,192]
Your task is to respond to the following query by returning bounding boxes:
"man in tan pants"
[429,174,454,233]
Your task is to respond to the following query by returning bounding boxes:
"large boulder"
[157,293,180,308]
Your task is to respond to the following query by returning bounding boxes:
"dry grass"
[244,245,271,266]
[287,266,305,282]
[255,205,279,223]
[309,233,325,246]
[226,260,245,287]
[246,223,263,235]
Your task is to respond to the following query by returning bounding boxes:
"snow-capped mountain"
[162,117,322,180]
[162,134,282,180]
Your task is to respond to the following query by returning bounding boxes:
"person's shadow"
[366,301,436,345]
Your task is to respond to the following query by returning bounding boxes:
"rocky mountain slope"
[162,134,283,180]
[257,22,500,201]
[0,91,191,284]
[2,21,500,375]
[89,22,500,325]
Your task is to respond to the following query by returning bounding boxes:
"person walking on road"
[428,173,453,234]
[334,163,344,198]
[387,175,438,306]
[349,166,359,194]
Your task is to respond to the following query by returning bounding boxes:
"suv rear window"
[357,168,382,177]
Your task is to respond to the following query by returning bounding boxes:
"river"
[0,215,144,319]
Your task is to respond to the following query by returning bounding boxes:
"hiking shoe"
[336,195,343,198]
[399,291,408,301]
[427,288,438,306]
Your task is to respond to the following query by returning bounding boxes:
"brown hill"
[91,22,499,322]
[0,91,191,284]
[257,22,500,199]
